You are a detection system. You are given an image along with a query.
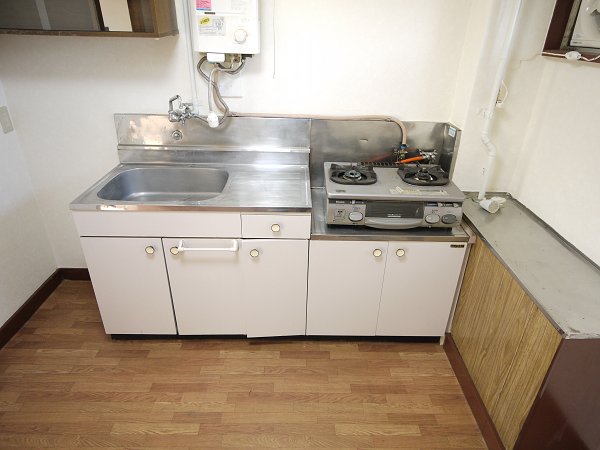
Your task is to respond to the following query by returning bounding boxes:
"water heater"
[190,0,260,55]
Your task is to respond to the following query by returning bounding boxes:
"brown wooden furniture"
[0,0,177,38]
[451,237,600,450]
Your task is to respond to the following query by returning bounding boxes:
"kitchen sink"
[96,167,229,202]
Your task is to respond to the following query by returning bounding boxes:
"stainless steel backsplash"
[114,114,461,187]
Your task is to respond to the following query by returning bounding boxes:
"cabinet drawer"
[241,214,311,239]
[72,211,241,237]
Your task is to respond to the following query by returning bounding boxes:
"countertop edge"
[463,193,600,340]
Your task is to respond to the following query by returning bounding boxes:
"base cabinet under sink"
[80,237,177,335]
[78,214,466,338]
[306,240,468,337]
[163,238,308,337]
[80,235,309,337]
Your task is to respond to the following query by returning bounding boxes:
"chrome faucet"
[168,95,194,125]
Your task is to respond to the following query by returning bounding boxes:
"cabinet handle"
[250,249,260,258]
[145,246,155,255]
[396,249,406,257]
[174,239,239,253]
[271,223,281,232]
[373,249,383,258]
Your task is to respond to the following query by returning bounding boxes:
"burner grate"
[329,164,377,185]
[397,164,449,186]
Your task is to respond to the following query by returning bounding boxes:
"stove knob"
[442,214,457,224]
[425,214,440,224]
[348,211,363,222]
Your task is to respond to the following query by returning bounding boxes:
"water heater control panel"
[190,0,260,55]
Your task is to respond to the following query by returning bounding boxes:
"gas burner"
[398,164,449,186]
[330,164,377,185]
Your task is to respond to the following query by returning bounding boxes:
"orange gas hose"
[398,156,425,164]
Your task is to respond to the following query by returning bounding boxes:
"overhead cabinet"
[0,0,177,38]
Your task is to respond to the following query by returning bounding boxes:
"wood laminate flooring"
[0,281,485,449]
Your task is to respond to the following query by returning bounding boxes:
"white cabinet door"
[80,237,177,335]
[306,240,387,336]
[162,238,245,335]
[242,240,308,337]
[377,242,467,336]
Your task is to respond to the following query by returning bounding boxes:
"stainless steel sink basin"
[96,167,228,202]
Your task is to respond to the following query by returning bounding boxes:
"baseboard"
[0,270,63,348]
[59,268,90,281]
[0,268,90,349]
[444,334,505,450]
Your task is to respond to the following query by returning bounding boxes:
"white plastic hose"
[478,0,523,201]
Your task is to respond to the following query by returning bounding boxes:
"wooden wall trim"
[60,268,91,281]
[444,334,505,450]
[0,270,62,349]
[0,268,90,349]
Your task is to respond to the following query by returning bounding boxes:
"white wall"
[0,0,477,267]
[510,59,600,265]
[452,0,600,265]
[0,81,56,326]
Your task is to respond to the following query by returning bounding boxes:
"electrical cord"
[542,50,600,62]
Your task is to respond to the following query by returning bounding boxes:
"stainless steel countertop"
[70,163,311,212]
[463,194,600,339]
[310,188,471,242]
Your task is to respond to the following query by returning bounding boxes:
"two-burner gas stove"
[325,162,465,230]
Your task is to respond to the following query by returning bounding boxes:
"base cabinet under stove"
[307,240,388,336]
[306,240,468,337]
[377,241,467,336]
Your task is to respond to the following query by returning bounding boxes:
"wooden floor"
[0,281,485,449]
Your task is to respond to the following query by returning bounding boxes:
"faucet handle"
[168,95,182,112]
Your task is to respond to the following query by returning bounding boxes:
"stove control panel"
[328,200,367,225]
[327,200,462,229]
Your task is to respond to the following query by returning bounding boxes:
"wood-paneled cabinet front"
[452,238,561,450]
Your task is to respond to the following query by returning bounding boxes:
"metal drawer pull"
[373,249,383,257]
[271,223,281,232]
[250,249,260,258]
[173,239,239,254]
[396,249,406,257]
[145,246,155,255]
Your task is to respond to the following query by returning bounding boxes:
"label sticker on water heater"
[196,0,211,10]
[198,15,226,35]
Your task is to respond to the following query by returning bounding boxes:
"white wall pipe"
[478,0,523,201]
[181,0,200,110]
